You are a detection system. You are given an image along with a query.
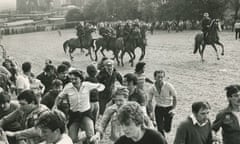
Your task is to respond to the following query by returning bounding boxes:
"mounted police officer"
[116,21,124,38]
[201,12,211,42]
[76,22,84,46]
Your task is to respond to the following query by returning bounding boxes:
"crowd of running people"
[0,55,239,144]
[0,17,239,144]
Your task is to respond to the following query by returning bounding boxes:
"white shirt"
[39,134,73,144]
[16,74,30,90]
[148,81,177,107]
[59,82,105,112]
[190,114,208,127]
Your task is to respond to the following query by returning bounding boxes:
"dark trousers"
[155,106,174,136]
[99,97,111,115]
[235,29,240,40]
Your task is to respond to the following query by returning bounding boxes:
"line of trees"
[65,0,240,23]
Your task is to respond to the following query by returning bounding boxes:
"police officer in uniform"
[201,12,211,42]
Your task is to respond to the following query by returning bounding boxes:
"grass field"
[1,29,240,143]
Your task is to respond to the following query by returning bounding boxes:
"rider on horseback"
[132,20,142,48]
[123,21,132,47]
[99,24,115,50]
[116,22,124,38]
[76,22,84,46]
[201,12,211,42]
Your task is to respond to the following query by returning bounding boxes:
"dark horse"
[121,26,147,66]
[194,19,224,62]
[94,37,124,66]
[63,27,95,61]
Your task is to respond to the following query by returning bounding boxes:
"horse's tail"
[63,40,69,54]
[193,34,202,54]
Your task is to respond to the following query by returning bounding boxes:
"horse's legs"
[94,45,101,61]
[69,48,76,61]
[114,50,120,66]
[130,50,136,67]
[120,50,126,66]
[139,45,146,61]
[100,48,106,58]
[215,41,224,56]
[200,44,205,62]
[127,51,133,63]
[211,44,220,60]
[88,47,94,61]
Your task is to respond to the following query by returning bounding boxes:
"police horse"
[94,37,125,66]
[193,19,224,62]
[121,25,147,66]
[63,27,96,61]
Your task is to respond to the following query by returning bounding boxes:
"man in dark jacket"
[201,12,211,42]
[97,59,123,115]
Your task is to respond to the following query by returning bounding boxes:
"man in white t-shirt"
[148,70,177,136]
[16,62,31,95]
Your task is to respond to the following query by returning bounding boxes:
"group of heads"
[190,84,240,124]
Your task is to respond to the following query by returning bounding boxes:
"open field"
[1,29,240,143]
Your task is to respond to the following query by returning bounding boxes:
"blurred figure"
[234,20,240,40]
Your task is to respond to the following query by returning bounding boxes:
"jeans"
[68,111,95,144]
[155,106,174,136]
[90,102,99,124]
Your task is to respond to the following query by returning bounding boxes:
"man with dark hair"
[123,73,146,107]
[37,64,56,93]
[134,62,153,90]
[174,101,212,144]
[0,90,49,144]
[85,64,100,124]
[123,73,154,129]
[0,92,21,144]
[212,84,240,144]
[115,102,167,144]
[41,79,63,109]
[54,69,105,143]
[56,64,70,87]
[148,70,177,136]
[16,62,32,95]
[37,110,73,144]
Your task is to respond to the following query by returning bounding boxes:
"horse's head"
[209,19,222,32]
[130,27,141,39]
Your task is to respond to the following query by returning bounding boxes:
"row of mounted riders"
[63,22,148,66]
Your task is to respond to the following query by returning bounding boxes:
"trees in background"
[65,0,238,23]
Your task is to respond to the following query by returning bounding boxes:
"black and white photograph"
[0,0,240,144]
